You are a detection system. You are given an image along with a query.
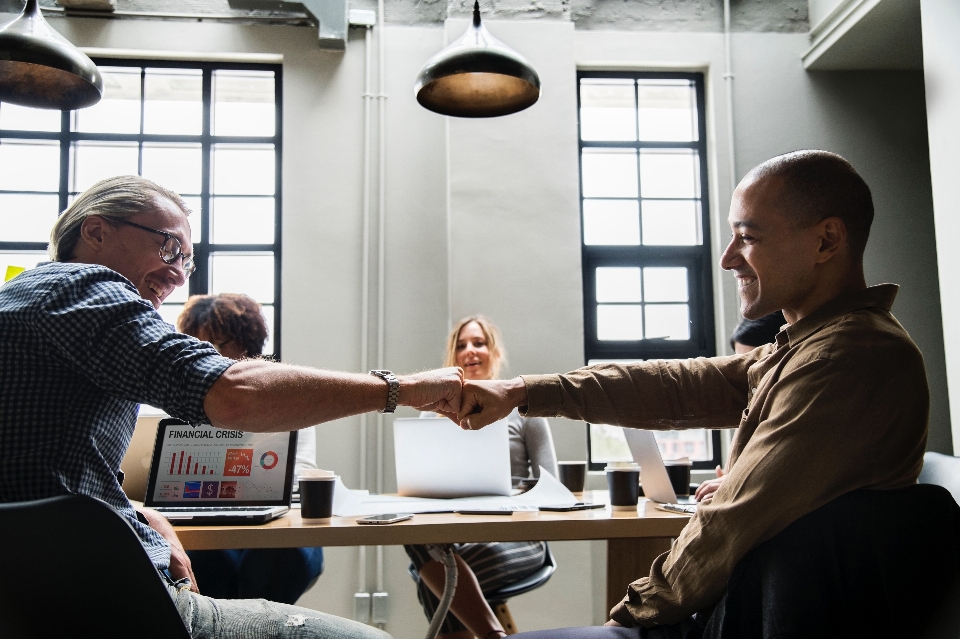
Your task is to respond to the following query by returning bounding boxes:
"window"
[578,71,720,471]
[0,60,283,357]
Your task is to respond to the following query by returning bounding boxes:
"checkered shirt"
[0,262,233,570]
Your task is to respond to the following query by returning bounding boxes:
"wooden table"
[175,491,691,612]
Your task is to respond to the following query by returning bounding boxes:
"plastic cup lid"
[299,469,336,479]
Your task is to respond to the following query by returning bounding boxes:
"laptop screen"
[144,419,297,507]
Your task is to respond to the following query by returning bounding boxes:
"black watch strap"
[369,370,399,413]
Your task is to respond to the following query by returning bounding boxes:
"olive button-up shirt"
[521,284,929,626]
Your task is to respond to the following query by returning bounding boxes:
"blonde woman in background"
[405,316,558,639]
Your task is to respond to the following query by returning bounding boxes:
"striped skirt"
[404,541,548,634]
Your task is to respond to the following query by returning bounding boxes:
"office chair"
[410,542,557,635]
[0,494,190,639]
[702,484,960,639]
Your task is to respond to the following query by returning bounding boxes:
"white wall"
[922,0,960,454]
[52,12,947,637]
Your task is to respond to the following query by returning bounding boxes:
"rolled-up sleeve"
[521,355,756,431]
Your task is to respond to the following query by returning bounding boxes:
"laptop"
[144,418,297,524]
[393,417,512,498]
[623,428,698,514]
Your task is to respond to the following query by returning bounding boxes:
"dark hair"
[730,311,785,350]
[177,293,268,358]
[748,150,874,259]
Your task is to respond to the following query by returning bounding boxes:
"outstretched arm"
[204,363,463,432]
[457,377,528,430]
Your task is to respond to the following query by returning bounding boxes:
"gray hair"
[49,175,190,261]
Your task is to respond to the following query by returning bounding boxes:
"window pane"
[0,194,59,242]
[588,424,711,463]
[588,423,633,463]
[596,267,641,303]
[639,149,699,199]
[643,267,688,302]
[261,304,274,356]
[213,70,276,137]
[642,200,700,246]
[583,199,640,246]
[212,145,275,195]
[637,80,697,142]
[165,281,190,304]
[597,304,642,341]
[142,143,202,195]
[0,103,60,132]
[71,142,139,193]
[1,251,47,281]
[580,79,635,142]
[581,149,638,198]
[211,197,275,244]
[0,140,60,192]
[210,253,274,303]
[654,429,712,461]
[645,304,690,340]
[182,196,201,243]
[144,69,202,136]
[74,67,141,134]
[157,303,184,328]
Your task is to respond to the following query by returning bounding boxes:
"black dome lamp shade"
[0,0,103,110]
[414,1,540,118]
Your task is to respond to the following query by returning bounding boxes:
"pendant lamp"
[414,1,540,118]
[0,0,103,110]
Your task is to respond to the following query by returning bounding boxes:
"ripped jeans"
[164,573,392,639]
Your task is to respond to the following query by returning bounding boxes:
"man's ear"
[813,216,847,264]
[76,216,108,255]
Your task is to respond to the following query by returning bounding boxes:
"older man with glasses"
[0,175,462,639]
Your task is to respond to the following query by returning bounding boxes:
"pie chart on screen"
[260,451,279,470]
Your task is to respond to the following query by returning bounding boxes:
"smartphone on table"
[357,513,414,525]
[538,502,606,512]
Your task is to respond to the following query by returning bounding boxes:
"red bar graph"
[164,450,224,476]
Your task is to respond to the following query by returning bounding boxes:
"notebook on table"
[144,418,297,525]
[393,417,512,498]
[623,428,698,515]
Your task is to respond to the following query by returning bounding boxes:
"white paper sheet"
[331,466,579,517]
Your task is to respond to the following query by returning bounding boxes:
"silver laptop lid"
[393,417,512,498]
[623,428,680,504]
[144,419,297,508]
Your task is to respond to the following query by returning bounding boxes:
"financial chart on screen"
[149,424,293,503]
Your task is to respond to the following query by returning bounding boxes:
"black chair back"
[0,494,190,639]
[703,485,960,639]
[485,542,557,605]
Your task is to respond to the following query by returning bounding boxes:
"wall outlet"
[354,592,371,623]
[372,592,389,624]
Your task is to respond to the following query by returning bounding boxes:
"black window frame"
[0,58,284,356]
[578,70,720,472]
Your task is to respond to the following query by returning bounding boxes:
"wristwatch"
[369,370,399,413]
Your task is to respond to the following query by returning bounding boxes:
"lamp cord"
[425,548,458,639]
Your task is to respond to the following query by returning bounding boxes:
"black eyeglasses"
[110,218,196,277]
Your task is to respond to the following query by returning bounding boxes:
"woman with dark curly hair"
[178,293,269,360]
[177,294,324,604]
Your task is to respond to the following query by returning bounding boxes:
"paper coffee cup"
[557,461,588,493]
[605,463,640,510]
[299,469,337,523]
